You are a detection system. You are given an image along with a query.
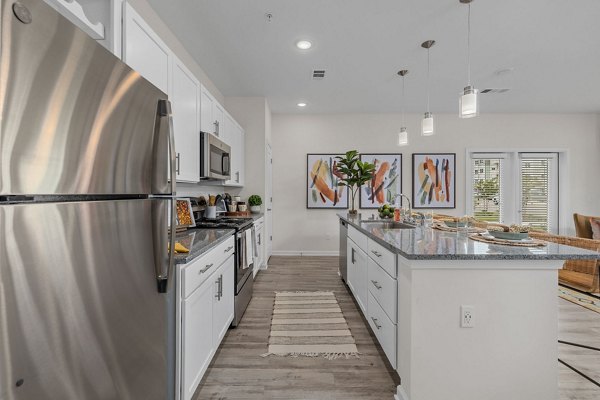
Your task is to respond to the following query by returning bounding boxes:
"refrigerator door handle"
[153,197,176,293]
[158,99,177,195]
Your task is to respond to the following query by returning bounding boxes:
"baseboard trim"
[395,386,409,400]
[271,250,340,257]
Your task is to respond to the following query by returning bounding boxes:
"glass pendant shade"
[421,112,434,136]
[460,86,479,118]
[398,127,409,146]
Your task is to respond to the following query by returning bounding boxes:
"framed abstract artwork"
[306,154,349,209]
[359,154,402,209]
[412,153,456,209]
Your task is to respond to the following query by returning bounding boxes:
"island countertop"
[339,213,600,261]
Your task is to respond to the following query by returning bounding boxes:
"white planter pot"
[250,205,261,214]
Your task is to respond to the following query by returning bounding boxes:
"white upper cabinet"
[200,86,215,134]
[122,2,170,94]
[171,56,200,183]
[221,113,245,187]
[200,85,225,138]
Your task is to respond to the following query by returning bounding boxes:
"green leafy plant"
[248,195,262,206]
[335,150,376,214]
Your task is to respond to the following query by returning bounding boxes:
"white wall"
[272,113,600,255]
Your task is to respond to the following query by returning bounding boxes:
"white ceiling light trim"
[296,40,312,50]
[421,40,436,136]
[297,102,307,107]
[459,0,479,118]
[397,69,409,146]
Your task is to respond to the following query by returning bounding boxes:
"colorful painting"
[412,153,456,209]
[359,154,402,209]
[307,154,348,209]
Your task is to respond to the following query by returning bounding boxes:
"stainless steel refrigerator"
[0,1,178,399]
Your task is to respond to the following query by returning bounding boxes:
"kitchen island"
[338,213,600,400]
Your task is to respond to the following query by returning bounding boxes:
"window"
[468,152,559,232]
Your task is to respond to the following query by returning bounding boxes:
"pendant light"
[397,69,409,146]
[459,0,479,118]
[421,40,435,136]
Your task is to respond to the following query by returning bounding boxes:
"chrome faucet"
[392,194,413,223]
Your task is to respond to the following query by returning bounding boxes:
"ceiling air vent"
[312,69,326,80]
[481,88,510,94]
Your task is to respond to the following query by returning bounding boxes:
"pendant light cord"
[467,3,471,85]
[427,48,430,112]
[402,76,406,126]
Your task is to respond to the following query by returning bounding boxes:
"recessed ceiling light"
[296,40,312,50]
[297,102,307,107]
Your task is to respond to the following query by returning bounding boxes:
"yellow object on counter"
[168,242,190,253]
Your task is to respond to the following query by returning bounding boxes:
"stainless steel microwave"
[200,132,231,180]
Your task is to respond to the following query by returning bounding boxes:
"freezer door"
[0,199,175,400]
[0,0,171,195]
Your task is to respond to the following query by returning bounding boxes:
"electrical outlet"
[461,305,475,328]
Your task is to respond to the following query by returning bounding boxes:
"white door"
[171,57,200,183]
[200,86,214,133]
[181,281,214,400]
[266,144,273,260]
[122,2,170,94]
[213,256,235,346]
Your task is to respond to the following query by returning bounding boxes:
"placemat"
[469,233,547,247]
[433,223,487,234]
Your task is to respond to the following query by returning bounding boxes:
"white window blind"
[471,154,505,222]
[519,153,558,232]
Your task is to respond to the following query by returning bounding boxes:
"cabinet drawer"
[348,225,368,253]
[367,239,396,278]
[367,292,397,369]
[183,236,235,298]
[367,258,397,323]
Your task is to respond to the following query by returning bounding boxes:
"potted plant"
[335,150,375,214]
[248,195,262,213]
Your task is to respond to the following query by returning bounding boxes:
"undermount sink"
[360,220,417,230]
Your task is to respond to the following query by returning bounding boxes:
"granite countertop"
[339,213,600,261]
[174,228,235,264]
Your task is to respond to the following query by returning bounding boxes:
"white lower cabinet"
[181,277,213,400]
[345,226,398,369]
[367,292,397,369]
[179,236,235,400]
[347,238,368,315]
[212,255,234,346]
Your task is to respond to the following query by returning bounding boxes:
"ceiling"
[146,0,600,114]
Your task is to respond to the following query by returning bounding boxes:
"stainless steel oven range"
[194,218,256,326]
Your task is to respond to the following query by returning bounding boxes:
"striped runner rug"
[261,291,360,360]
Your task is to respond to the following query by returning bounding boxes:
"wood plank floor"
[193,256,398,400]
[194,256,600,400]
[558,296,600,400]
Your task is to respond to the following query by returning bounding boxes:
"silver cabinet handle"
[371,317,382,330]
[351,248,356,264]
[219,274,223,299]
[236,171,240,183]
[224,246,234,253]
[215,275,223,300]
[371,250,382,258]
[214,120,219,135]
[258,234,261,246]
[371,280,382,290]
[175,153,180,175]
[199,263,214,274]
